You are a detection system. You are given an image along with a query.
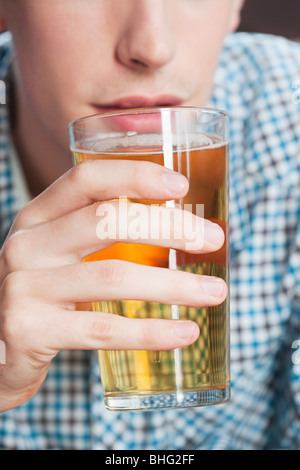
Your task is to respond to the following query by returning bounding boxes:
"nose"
[116,0,175,72]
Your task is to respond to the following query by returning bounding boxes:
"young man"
[0,0,299,450]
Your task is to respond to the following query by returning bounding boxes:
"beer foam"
[90,132,215,154]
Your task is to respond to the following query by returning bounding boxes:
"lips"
[91,95,184,133]
[92,94,184,113]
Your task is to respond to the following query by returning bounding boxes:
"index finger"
[12,160,189,231]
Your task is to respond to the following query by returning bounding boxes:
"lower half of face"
[3,0,241,157]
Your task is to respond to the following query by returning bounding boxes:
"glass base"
[104,386,230,412]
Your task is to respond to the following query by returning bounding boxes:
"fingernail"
[163,172,187,195]
[173,321,198,339]
[201,277,226,297]
[204,220,224,246]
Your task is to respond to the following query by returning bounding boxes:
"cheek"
[175,21,229,103]
[11,6,112,125]
[175,1,233,58]
[14,31,87,107]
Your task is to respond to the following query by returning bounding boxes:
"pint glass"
[68,107,230,411]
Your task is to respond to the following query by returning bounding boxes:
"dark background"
[238,0,300,40]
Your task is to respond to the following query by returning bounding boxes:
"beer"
[73,139,230,410]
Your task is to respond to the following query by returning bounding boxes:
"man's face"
[0,0,242,154]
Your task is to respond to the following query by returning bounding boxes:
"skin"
[0,0,243,412]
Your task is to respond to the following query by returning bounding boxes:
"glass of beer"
[68,107,230,411]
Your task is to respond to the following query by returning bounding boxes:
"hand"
[0,159,227,411]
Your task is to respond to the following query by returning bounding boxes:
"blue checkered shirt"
[0,32,300,450]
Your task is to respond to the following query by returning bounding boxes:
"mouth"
[90,95,184,133]
[91,94,184,114]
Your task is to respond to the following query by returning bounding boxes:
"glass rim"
[68,106,229,130]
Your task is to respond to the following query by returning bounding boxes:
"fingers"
[1,257,228,355]
[11,160,189,231]
[4,302,200,353]
[12,260,228,308]
[4,201,225,270]
[46,311,200,352]
[2,258,228,353]
[1,283,200,356]
[0,157,227,356]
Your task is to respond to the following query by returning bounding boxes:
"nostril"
[130,57,148,68]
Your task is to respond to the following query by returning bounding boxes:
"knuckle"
[1,271,27,302]
[1,308,32,349]
[1,307,20,344]
[10,206,28,230]
[97,260,126,288]
[0,278,28,344]
[70,159,93,185]
[88,315,114,343]
[2,231,28,271]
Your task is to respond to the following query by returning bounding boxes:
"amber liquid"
[74,142,229,405]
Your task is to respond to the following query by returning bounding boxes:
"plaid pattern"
[0,32,300,450]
